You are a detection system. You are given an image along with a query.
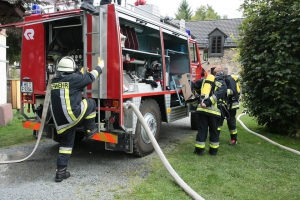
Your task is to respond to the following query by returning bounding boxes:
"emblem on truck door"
[24,29,34,40]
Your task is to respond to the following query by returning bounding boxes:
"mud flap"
[105,132,132,153]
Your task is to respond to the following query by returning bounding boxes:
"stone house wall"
[199,48,241,76]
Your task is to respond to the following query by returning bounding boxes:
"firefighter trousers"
[218,109,238,140]
[57,98,96,167]
[57,127,76,166]
[196,113,219,149]
[82,98,97,132]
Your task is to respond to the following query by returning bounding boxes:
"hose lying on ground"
[125,101,205,200]
[0,75,53,164]
[237,112,300,156]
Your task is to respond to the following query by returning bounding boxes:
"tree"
[192,4,221,20]
[239,0,300,135]
[175,0,193,20]
[0,2,24,64]
[0,0,61,64]
[6,30,22,64]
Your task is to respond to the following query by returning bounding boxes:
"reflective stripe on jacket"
[196,77,227,117]
[50,67,102,134]
[225,75,240,110]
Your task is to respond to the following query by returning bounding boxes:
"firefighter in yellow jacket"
[50,56,104,182]
[192,66,227,156]
[218,67,241,145]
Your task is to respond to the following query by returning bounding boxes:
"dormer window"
[208,28,228,57]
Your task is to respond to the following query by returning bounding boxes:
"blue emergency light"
[32,4,41,14]
[185,29,191,36]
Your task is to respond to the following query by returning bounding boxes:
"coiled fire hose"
[124,101,205,200]
[237,111,300,156]
[0,75,53,164]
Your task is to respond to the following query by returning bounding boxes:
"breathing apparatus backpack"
[230,75,241,94]
[201,74,215,101]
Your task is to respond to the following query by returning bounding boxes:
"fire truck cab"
[2,3,204,156]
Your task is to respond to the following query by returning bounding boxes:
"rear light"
[22,93,33,101]
[103,100,119,107]
[109,116,115,123]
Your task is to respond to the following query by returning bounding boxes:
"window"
[189,43,197,63]
[211,36,222,54]
[208,28,227,57]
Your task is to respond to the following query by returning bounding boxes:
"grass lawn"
[0,109,35,148]
[1,109,300,199]
[116,109,300,200]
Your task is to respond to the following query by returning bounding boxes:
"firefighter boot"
[84,118,98,139]
[209,148,218,156]
[194,147,204,156]
[85,128,98,139]
[55,166,70,182]
[80,0,99,15]
[229,134,237,146]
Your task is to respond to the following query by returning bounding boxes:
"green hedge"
[239,0,300,135]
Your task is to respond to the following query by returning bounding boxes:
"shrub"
[239,0,300,135]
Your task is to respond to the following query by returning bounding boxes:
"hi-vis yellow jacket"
[225,75,240,110]
[193,75,227,117]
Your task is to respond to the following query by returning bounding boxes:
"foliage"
[238,0,300,135]
[175,0,193,20]
[0,1,51,64]
[191,4,221,20]
[6,30,22,64]
[0,1,24,64]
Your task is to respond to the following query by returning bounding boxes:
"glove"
[149,80,158,88]
[141,79,158,88]
[203,98,212,107]
[185,94,199,103]
[215,72,224,80]
[227,89,233,96]
[98,57,105,69]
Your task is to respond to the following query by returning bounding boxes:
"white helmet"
[56,56,77,72]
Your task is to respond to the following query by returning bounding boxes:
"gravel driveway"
[0,117,194,200]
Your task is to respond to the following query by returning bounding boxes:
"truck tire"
[133,99,161,157]
[190,112,198,130]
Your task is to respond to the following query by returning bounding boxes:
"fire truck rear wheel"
[134,99,161,157]
[190,112,198,130]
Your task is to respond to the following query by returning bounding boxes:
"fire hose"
[0,75,54,164]
[237,111,300,156]
[0,77,205,199]
[124,101,205,200]
[1,81,299,199]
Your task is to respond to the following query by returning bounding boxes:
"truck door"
[189,41,205,81]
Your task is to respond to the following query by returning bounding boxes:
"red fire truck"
[2,4,205,156]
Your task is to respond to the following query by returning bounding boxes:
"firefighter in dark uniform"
[80,0,99,14]
[218,67,240,145]
[50,56,104,182]
[192,66,227,156]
